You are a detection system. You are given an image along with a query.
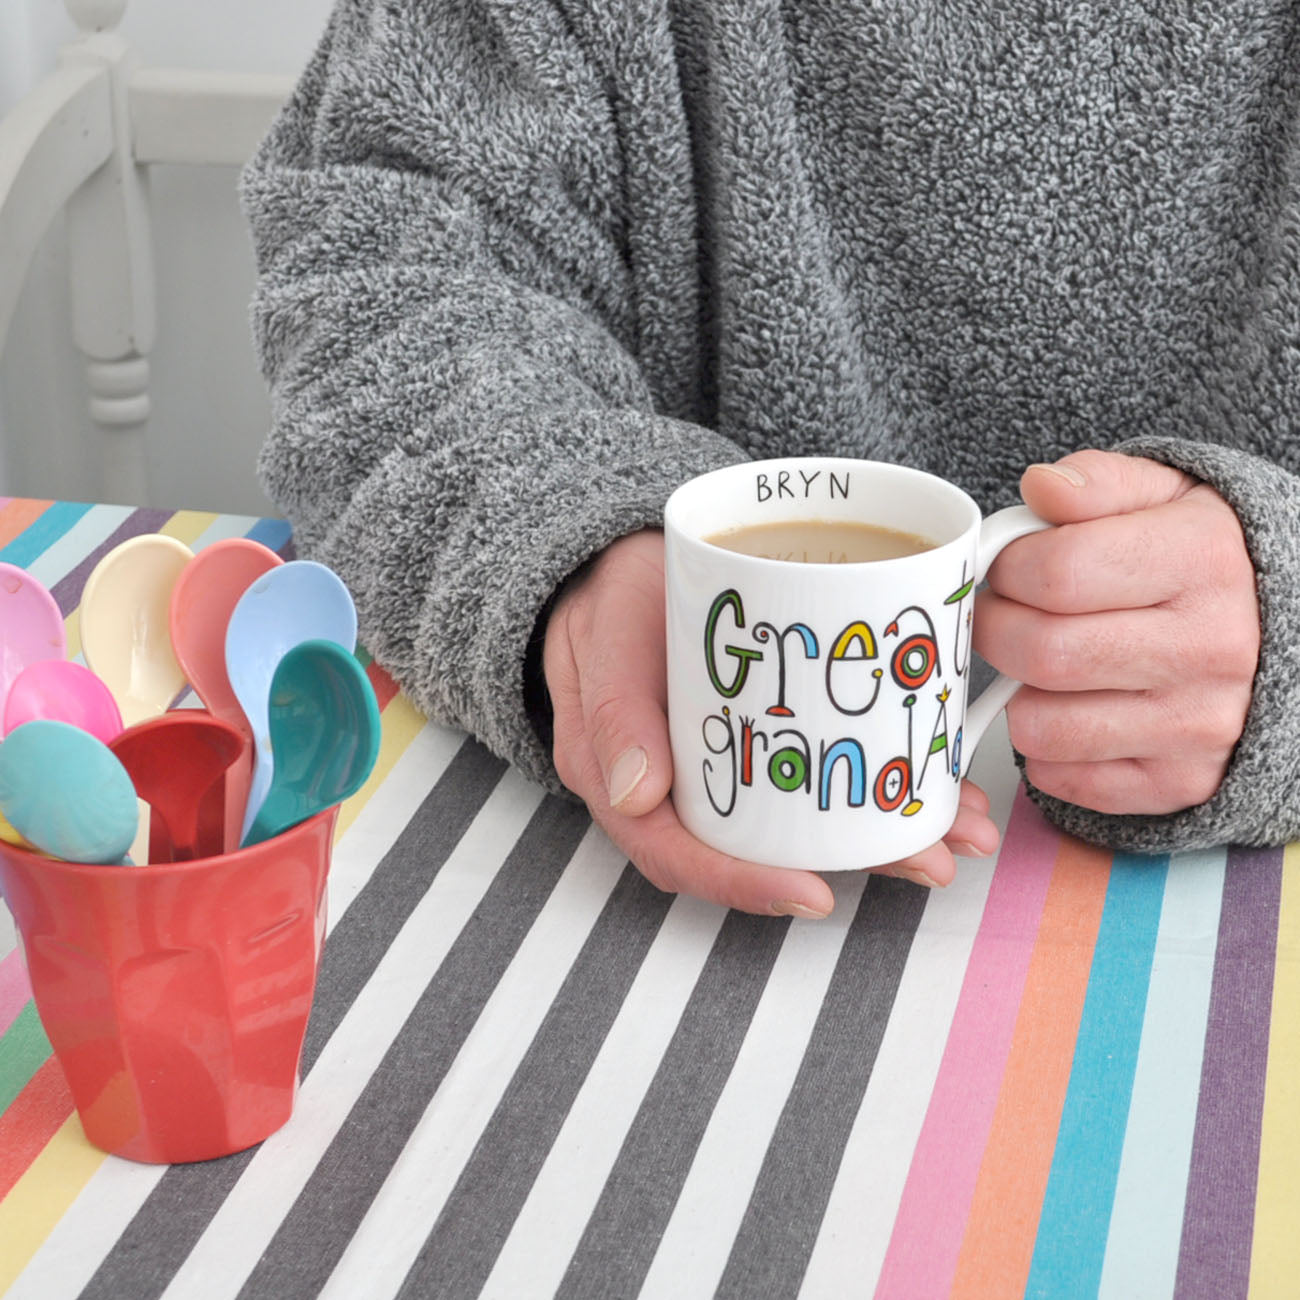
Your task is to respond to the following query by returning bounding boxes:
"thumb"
[1019,449,1198,525]
[557,532,675,819]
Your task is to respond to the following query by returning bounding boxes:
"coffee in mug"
[664,458,1049,872]
[705,519,935,565]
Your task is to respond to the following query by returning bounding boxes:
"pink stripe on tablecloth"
[874,788,1061,1300]
[0,948,32,1037]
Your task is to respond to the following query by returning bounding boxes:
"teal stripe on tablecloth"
[1097,848,1226,1300]
[1024,852,1168,1300]
[0,501,94,567]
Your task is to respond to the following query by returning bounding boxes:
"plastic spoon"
[242,640,380,847]
[0,562,65,711]
[109,713,248,862]
[225,562,358,842]
[3,660,124,742]
[169,538,282,851]
[80,534,194,727]
[0,720,138,864]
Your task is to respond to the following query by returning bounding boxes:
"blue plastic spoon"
[241,640,380,847]
[224,563,358,842]
[0,720,138,864]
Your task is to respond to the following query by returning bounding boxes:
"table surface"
[1,497,1297,1300]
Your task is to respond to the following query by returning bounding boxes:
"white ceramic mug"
[664,458,1049,871]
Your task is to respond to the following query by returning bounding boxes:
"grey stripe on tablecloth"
[555,908,792,1299]
[236,792,593,1299]
[395,866,675,1299]
[716,873,930,1297]
[78,737,506,1300]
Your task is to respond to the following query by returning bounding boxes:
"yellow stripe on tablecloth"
[157,510,219,547]
[0,1116,104,1294]
[1248,841,1300,1300]
[335,692,427,841]
[64,608,82,666]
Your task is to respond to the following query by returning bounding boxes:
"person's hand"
[975,449,1260,814]
[543,529,1000,916]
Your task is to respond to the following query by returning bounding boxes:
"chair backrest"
[0,0,291,507]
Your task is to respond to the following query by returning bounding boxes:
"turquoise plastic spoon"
[0,720,138,864]
[241,640,380,847]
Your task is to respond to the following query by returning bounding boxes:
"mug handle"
[960,504,1053,776]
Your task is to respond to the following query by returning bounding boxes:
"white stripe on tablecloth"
[155,767,543,1300]
[479,893,727,1300]
[318,824,627,1299]
[637,876,866,1300]
[7,721,463,1300]
[1097,847,1226,1300]
[796,727,1018,1298]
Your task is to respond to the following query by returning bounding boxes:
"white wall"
[0,0,334,514]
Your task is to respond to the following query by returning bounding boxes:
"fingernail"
[770,899,831,920]
[606,746,649,808]
[1031,461,1086,487]
[896,867,944,889]
[950,840,995,860]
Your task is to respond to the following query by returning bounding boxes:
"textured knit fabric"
[241,0,1300,853]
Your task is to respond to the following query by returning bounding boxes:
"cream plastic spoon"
[80,534,194,726]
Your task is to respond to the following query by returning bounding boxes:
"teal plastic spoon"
[241,640,380,847]
[0,720,138,864]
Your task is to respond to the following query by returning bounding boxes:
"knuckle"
[1158,761,1225,811]
[586,686,628,754]
[1005,693,1051,759]
[1032,537,1087,611]
[1020,624,1079,690]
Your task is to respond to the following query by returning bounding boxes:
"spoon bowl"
[80,535,194,727]
[0,562,65,712]
[242,640,380,847]
[225,562,358,841]
[4,659,124,742]
[110,712,248,861]
[0,720,138,864]
[169,538,283,728]
[170,538,283,851]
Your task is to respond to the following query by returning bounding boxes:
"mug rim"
[664,456,982,568]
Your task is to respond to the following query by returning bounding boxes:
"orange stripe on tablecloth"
[0,1057,73,1200]
[949,834,1112,1300]
[0,499,54,550]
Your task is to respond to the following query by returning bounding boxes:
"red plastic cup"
[0,807,336,1164]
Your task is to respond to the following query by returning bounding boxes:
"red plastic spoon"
[109,713,248,862]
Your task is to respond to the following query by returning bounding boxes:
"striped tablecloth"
[1,496,1298,1300]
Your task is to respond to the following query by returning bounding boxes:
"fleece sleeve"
[1019,436,1300,853]
[239,0,741,789]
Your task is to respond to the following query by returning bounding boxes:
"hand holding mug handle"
[960,505,1053,774]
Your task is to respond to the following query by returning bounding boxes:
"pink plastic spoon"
[169,538,283,850]
[0,562,65,712]
[3,660,124,742]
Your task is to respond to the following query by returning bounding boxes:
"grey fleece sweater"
[241,0,1300,854]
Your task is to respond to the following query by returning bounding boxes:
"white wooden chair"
[0,0,290,505]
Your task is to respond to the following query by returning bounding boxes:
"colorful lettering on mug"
[698,575,970,821]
